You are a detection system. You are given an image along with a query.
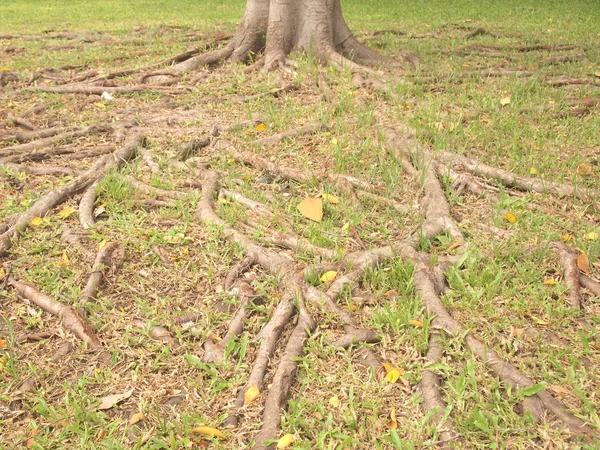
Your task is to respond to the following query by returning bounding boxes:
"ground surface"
[1,1,600,449]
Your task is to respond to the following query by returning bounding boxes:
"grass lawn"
[1,1,599,449]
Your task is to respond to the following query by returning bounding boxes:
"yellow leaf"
[532,316,551,326]
[562,234,573,242]
[500,96,511,106]
[577,252,591,274]
[98,239,107,250]
[529,167,538,175]
[57,206,77,219]
[382,363,405,383]
[595,71,600,78]
[227,158,235,164]
[255,123,266,132]
[129,412,145,426]
[0,267,5,279]
[585,232,598,241]
[277,434,295,449]
[543,279,557,285]
[407,320,424,328]
[192,426,225,438]
[341,222,350,232]
[387,408,398,429]
[346,303,357,312]
[331,138,338,145]
[328,395,340,408]
[504,212,517,224]
[244,385,260,406]
[320,271,337,283]
[31,217,43,226]
[0,339,7,349]
[57,251,70,267]
[321,193,340,204]
[0,354,7,372]
[94,102,106,109]
[0,67,10,72]
[297,197,323,223]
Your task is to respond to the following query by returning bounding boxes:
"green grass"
[1,0,600,449]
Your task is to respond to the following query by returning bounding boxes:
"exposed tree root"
[0,125,112,160]
[30,84,191,95]
[0,125,70,144]
[0,134,142,256]
[8,276,102,350]
[548,77,600,88]
[78,242,122,316]
[257,121,328,146]
[550,242,583,309]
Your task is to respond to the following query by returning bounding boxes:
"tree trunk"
[169,0,415,74]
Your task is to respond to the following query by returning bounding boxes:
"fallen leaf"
[585,232,598,241]
[94,102,106,109]
[529,167,538,175]
[321,193,340,204]
[543,279,557,285]
[320,270,337,283]
[447,241,462,252]
[97,388,134,410]
[0,354,7,372]
[297,197,323,222]
[129,412,145,426]
[407,320,424,328]
[0,339,7,349]
[510,327,525,337]
[500,96,511,106]
[382,363,405,383]
[192,426,225,438]
[98,239,107,250]
[341,222,350,232]
[577,163,593,176]
[57,206,77,219]
[244,385,260,406]
[328,395,340,408]
[57,251,70,267]
[31,217,43,226]
[595,71,600,78]
[577,252,591,274]
[96,429,108,441]
[255,123,266,132]
[277,434,295,449]
[532,316,551,326]
[0,267,5,279]
[548,385,571,395]
[26,429,38,449]
[562,234,573,242]
[504,212,517,224]
[331,138,338,145]
[387,408,398,429]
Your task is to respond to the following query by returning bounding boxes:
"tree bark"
[163,0,414,75]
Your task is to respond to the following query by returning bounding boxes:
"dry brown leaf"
[577,252,591,274]
[577,163,593,176]
[243,385,260,406]
[297,197,323,222]
[548,385,571,395]
[97,388,134,410]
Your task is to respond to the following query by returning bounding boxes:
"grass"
[1,0,600,449]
